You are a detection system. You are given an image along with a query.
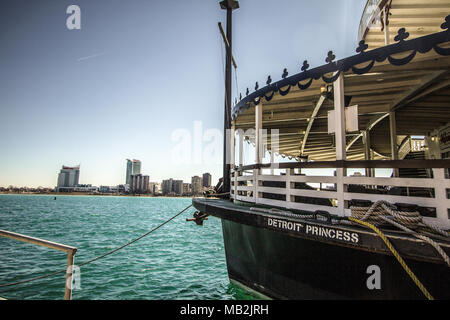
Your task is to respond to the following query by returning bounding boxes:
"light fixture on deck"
[320,84,332,98]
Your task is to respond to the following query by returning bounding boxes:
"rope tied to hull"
[351,200,449,237]
[350,200,450,268]
[348,216,435,300]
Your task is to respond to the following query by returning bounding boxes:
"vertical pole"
[363,130,372,177]
[230,122,235,199]
[230,122,235,169]
[254,102,262,203]
[64,250,75,300]
[383,6,390,45]
[333,74,346,215]
[433,168,448,224]
[238,129,243,167]
[270,149,274,175]
[286,168,292,208]
[222,4,233,195]
[334,74,346,161]
[255,102,263,165]
[390,111,398,177]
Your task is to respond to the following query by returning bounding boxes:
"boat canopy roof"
[361,0,450,51]
[232,16,450,161]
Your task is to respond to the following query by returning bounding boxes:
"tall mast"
[220,0,239,195]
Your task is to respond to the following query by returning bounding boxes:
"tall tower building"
[57,165,80,191]
[172,180,184,195]
[161,179,173,195]
[191,176,202,195]
[202,173,212,188]
[132,160,141,175]
[126,159,141,184]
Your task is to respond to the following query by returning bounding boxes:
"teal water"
[0,194,256,300]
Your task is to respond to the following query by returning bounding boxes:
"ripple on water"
[0,195,257,300]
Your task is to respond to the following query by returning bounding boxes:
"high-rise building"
[161,178,183,195]
[202,173,212,188]
[172,180,183,195]
[161,179,173,195]
[57,165,80,191]
[126,159,141,185]
[183,183,191,195]
[130,174,149,193]
[191,176,202,195]
[148,182,158,195]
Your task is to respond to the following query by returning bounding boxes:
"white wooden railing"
[230,160,450,229]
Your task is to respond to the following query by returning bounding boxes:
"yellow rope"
[348,217,434,300]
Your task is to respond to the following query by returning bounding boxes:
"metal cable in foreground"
[0,204,193,289]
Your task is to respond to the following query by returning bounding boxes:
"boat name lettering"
[266,217,359,243]
[305,224,359,243]
[267,218,303,232]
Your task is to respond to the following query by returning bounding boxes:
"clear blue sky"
[0,0,365,187]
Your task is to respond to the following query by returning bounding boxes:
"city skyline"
[0,156,218,189]
[0,0,364,188]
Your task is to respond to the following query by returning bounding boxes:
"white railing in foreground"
[0,229,77,300]
[231,160,450,229]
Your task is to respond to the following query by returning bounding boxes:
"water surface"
[0,194,256,300]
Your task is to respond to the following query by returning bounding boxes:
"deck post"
[432,168,448,223]
[230,122,235,169]
[230,122,236,198]
[64,250,76,300]
[255,102,263,165]
[286,168,292,208]
[390,111,399,177]
[333,73,346,215]
[254,102,263,203]
[270,149,274,175]
[238,129,244,167]
[362,130,372,177]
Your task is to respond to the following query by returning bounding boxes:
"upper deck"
[359,0,450,50]
[227,9,450,228]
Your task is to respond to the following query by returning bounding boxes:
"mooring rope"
[249,207,315,219]
[204,192,230,197]
[350,200,450,267]
[0,204,193,289]
[348,216,435,300]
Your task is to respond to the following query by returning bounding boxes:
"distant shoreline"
[0,192,195,198]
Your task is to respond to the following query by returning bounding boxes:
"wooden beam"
[404,79,450,105]
[390,70,449,111]
[301,95,326,156]
[236,159,450,171]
